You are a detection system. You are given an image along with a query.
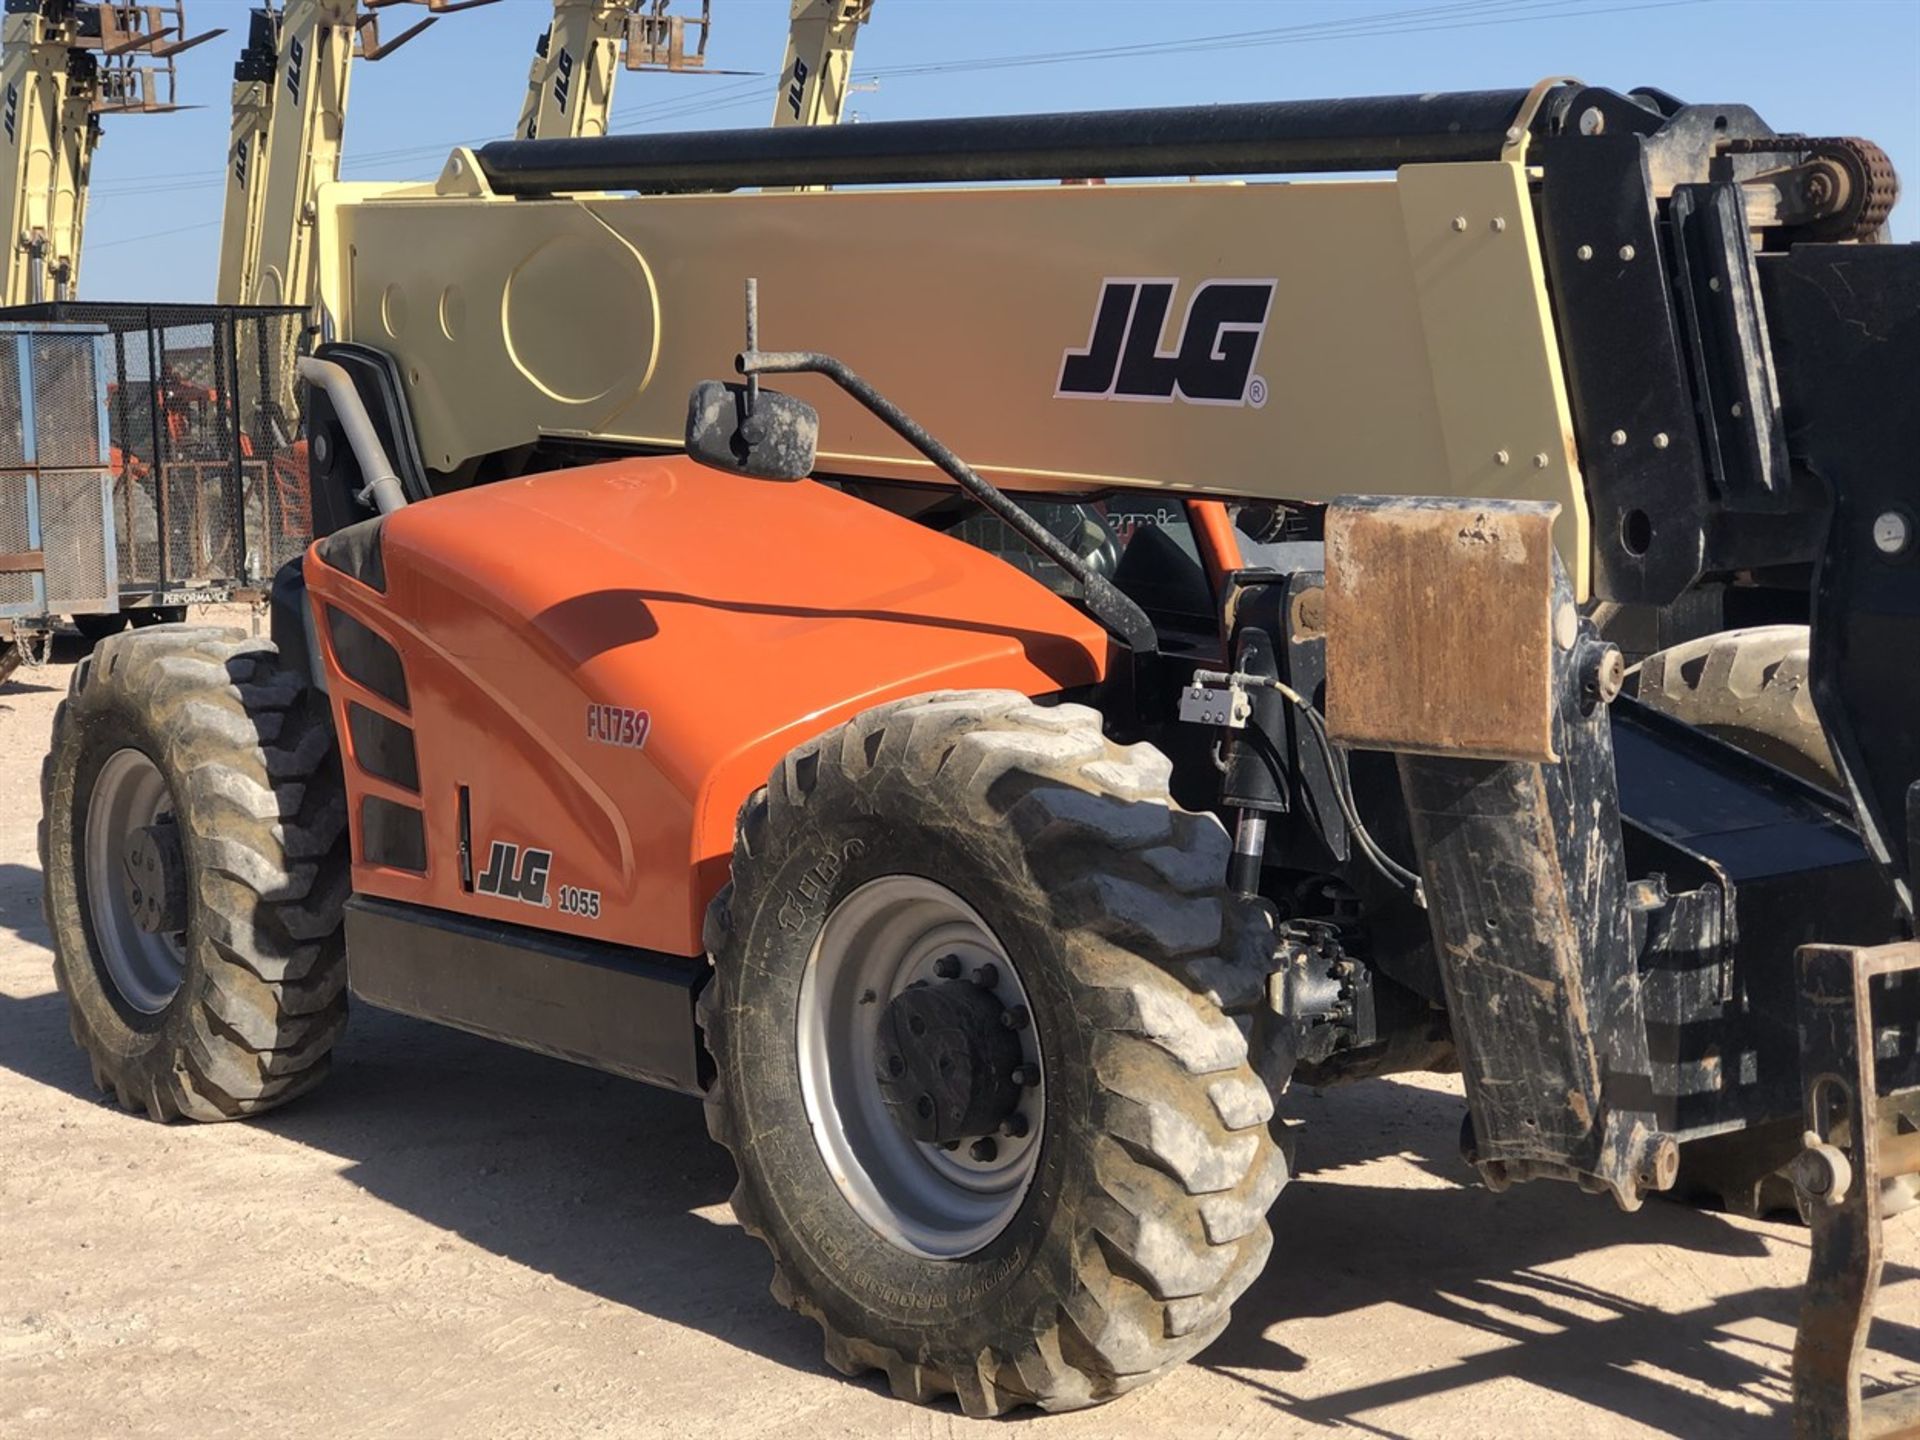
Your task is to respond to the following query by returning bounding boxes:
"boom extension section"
[771,0,871,131]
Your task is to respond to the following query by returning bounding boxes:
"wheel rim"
[83,748,187,1015]
[797,875,1045,1259]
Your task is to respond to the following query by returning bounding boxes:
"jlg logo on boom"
[1056,278,1275,408]
[785,57,810,118]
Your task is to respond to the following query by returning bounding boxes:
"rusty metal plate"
[1324,495,1561,763]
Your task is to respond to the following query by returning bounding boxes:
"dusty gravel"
[3,619,1918,1439]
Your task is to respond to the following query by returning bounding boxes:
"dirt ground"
[3,620,1918,1439]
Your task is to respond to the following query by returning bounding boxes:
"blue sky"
[80,0,1920,300]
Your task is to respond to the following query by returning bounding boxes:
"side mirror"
[684,380,818,482]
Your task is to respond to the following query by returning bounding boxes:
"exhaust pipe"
[297,357,409,515]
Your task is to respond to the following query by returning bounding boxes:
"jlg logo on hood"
[1057,278,1274,408]
[477,842,551,907]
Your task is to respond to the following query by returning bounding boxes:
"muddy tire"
[1638,625,1835,787]
[700,691,1285,1416]
[39,626,349,1120]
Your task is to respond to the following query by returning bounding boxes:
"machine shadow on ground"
[3,881,1919,1431]
[1222,1088,1920,1438]
[1,633,90,703]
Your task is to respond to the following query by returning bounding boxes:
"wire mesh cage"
[0,324,116,620]
[0,302,312,595]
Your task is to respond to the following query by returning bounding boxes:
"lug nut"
[1002,1113,1030,1139]
[933,954,961,979]
[969,1138,999,1163]
[1011,1065,1039,1088]
[1001,1005,1030,1032]
[972,963,999,989]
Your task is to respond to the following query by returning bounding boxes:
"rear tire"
[701,691,1284,1416]
[39,626,349,1120]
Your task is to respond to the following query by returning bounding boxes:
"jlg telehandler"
[38,81,1920,1433]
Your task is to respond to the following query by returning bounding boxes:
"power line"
[89,217,220,248]
[88,0,1608,197]
[83,0,1711,251]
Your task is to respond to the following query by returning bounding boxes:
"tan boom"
[771,0,872,130]
[216,0,494,313]
[0,2,219,304]
[317,152,1590,592]
[516,0,631,142]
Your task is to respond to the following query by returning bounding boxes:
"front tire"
[701,691,1284,1416]
[39,627,349,1120]
[1638,625,1834,786]
[1639,625,1919,1216]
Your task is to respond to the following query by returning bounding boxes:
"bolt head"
[1653,432,1671,450]
[1493,448,1511,466]
[1873,510,1912,556]
[1610,429,1628,447]
[1791,1141,1852,1204]
[1587,645,1627,705]
[1576,244,1594,261]
[1489,216,1507,234]
[1619,244,1637,262]
[972,963,999,989]
[1578,106,1607,136]
[1451,215,1468,232]
[933,954,961,980]
[1532,452,1550,470]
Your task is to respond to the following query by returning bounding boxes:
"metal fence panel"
[0,472,33,611]
[37,468,115,612]
[0,343,23,471]
[0,302,312,599]
[31,333,106,469]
